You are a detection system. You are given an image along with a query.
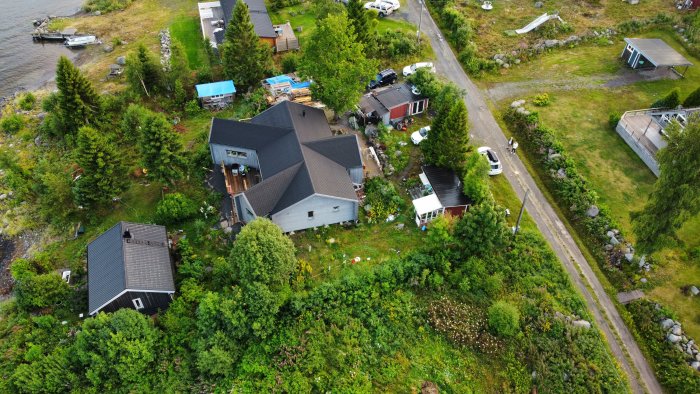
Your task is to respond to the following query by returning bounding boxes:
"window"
[332,206,340,212]
[308,211,314,219]
[132,298,144,310]
[246,208,254,217]
[226,150,248,159]
[411,100,425,115]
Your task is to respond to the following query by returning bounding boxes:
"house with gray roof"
[87,222,174,316]
[209,101,364,233]
[359,82,429,126]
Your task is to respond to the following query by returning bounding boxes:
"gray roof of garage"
[88,222,174,314]
[624,38,693,67]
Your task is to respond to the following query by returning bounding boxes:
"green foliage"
[682,86,700,107]
[487,301,520,337]
[651,87,681,109]
[363,177,405,222]
[120,103,149,138]
[10,259,71,310]
[18,93,36,111]
[53,56,102,137]
[126,44,163,96]
[156,193,197,225]
[73,126,128,208]
[185,99,201,117]
[633,119,700,249]
[299,13,377,114]
[422,99,469,170]
[533,93,551,107]
[374,30,420,59]
[608,111,621,129]
[454,201,509,259]
[75,309,159,391]
[83,0,133,13]
[347,0,373,46]
[138,112,184,183]
[168,39,191,90]
[221,0,273,90]
[462,152,491,204]
[1,114,24,134]
[281,52,300,74]
[428,297,502,354]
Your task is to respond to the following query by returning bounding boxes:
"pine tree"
[126,44,163,96]
[683,86,700,107]
[347,0,373,46]
[221,0,273,90]
[55,56,101,136]
[168,39,191,90]
[423,100,470,171]
[73,126,127,208]
[139,112,184,184]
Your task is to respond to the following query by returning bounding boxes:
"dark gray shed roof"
[209,101,362,217]
[624,38,693,67]
[422,166,472,208]
[221,0,277,39]
[362,82,427,114]
[88,222,174,315]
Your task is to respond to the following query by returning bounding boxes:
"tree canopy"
[454,200,509,258]
[54,56,102,137]
[138,112,184,184]
[126,44,163,96]
[73,126,128,208]
[347,0,373,46]
[221,0,273,90]
[422,99,470,171]
[633,117,700,249]
[299,13,377,114]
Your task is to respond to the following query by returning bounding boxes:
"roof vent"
[123,229,132,239]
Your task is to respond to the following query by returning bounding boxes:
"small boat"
[64,35,97,47]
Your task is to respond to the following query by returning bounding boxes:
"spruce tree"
[168,39,191,90]
[683,86,700,107]
[347,0,373,46]
[221,0,273,90]
[422,100,470,171]
[73,126,127,208]
[651,87,680,109]
[55,56,101,136]
[126,44,163,96]
[139,112,184,184]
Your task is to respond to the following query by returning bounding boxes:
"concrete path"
[400,1,662,393]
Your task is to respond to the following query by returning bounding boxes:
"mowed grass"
[171,14,207,69]
[488,30,700,338]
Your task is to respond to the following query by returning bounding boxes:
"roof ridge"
[245,161,305,214]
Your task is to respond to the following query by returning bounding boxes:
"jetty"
[30,16,93,43]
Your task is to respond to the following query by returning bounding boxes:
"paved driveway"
[398,1,662,392]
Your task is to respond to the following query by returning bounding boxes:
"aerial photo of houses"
[1,0,700,392]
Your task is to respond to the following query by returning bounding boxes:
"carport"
[621,38,693,77]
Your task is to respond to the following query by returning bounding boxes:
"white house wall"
[210,143,260,168]
[271,194,358,232]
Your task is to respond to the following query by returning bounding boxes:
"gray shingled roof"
[624,38,693,67]
[221,0,277,39]
[209,101,362,217]
[361,82,426,115]
[88,222,174,314]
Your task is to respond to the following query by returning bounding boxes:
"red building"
[359,83,429,126]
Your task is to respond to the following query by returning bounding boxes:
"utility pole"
[513,189,530,236]
[416,0,424,45]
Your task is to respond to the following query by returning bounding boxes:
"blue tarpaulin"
[265,75,310,89]
[196,80,236,98]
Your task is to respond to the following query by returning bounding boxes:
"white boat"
[64,35,97,47]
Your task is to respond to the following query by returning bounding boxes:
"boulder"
[690,286,699,296]
[510,99,526,108]
[625,253,634,262]
[691,361,700,370]
[668,333,682,343]
[103,45,113,53]
[586,205,600,218]
[606,230,615,238]
[223,226,233,234]
[544,39,560,48]
[0,194,6,200]
[640,278,648,284]
[610,236,620,245]
[534,1,544,8]
[572,319,591,329]
[672,325,682,336]
[548,153,562,160]
[661,318,675,330]
[604,244,614,251]
[555,168,567,179]
[116,56,126,65]
[94,10,101,16]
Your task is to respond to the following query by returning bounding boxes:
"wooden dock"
[32,27,78,41]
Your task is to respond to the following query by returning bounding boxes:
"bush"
[1,114,24,133]
[156,193,198,224]
[363,177,405,222]
[532,93,551,107]
[281,53,299,74]
[374,30,420,59]
[185,99,201,117]
[651,87,680,109]
[682,86,700,107]
[83,0,133,13]
[488,301,520,337]
[608,112,621,129]
[19,93,36,110]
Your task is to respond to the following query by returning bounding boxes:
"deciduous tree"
[299,13,377,115]
[221,0,273,90]
[73,126,127,208]
[633,118,700,249]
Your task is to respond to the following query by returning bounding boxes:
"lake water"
[0,0,84,98]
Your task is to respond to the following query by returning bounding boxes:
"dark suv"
[367,69,398,90]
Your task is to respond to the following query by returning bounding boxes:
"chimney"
[123,229,132,239]
[302,109,306,117]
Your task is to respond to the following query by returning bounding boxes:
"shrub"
[363,177,405,222]
[10,259,71,310]
[375,30,420,59]
[608,112,621,129]
[185,99,201,117]
[83,0,134,13]
[1,114,24,133]
[682,86,700,107]
[156,193,198,224]
[532,93,551,107]
[281,53,299,74]
[488,301,520,337]
[651,87,680,109]
[19,93,36,110]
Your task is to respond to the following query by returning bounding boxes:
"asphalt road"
[398,1,662,393]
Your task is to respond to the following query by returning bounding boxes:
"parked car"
[477,146,503,175]
[411,126,430,145]
[367,68,398,90]
[380,0,400,10]
[364,1,395,16]
[402,61,436,77]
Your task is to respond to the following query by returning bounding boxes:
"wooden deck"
[220,162,261,224]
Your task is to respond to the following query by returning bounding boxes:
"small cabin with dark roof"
[359,82,429,126]
[208,101,364,232]
[87,222,174,316]
[412,166,472,227]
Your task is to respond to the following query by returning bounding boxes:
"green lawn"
[488,30,700,339]
[170,14,207,69]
